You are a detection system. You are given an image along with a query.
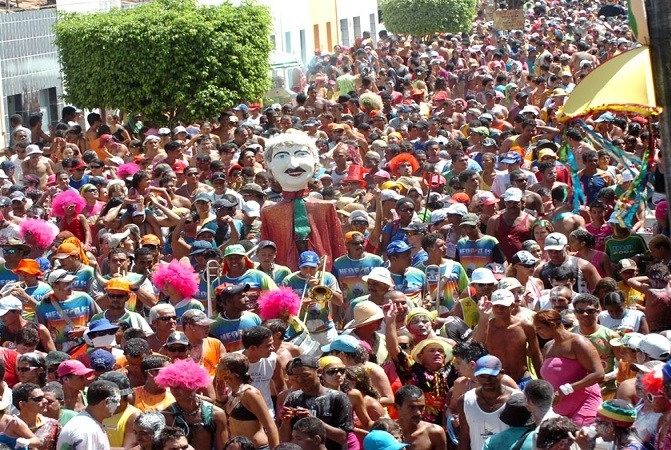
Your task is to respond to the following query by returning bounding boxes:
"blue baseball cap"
[298,251,320,268]
[474,355,502,377]
[500,151,522,164]
[321,334,361,354]
[87,319,119,336]
[194,192,212,203]
[233,104,249,113]
[190,240,217,256]
[363,430,408,450]
[386,240,412,255]
[90,349,117,373]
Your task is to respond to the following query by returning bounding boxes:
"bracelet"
[559,383,574,395]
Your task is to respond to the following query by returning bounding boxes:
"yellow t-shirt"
[132,386,175,412]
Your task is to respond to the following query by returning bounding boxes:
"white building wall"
[335,0,379,46]
[229,0,313,66]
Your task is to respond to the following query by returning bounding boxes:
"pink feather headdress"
[257,287,301,321]
[154,359,210,390]
[51,190,86,217]
[151,259,199,299]
[19,219,59,250]
[117,162,141,180]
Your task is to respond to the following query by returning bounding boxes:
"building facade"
[0,8,63,148]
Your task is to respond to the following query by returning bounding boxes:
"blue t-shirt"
[71,265,94,292]
[411,250,428,268]
[283,272,341,334]
[390,267,426,303]
[36,291,96,351]
[68,174,90,190]
[221,269,277,304]
[0,264,18,290]
[381,221,407,244]
[209,311,262,352]
[332,253,384,303]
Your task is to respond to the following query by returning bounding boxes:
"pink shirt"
[585,222,613,252]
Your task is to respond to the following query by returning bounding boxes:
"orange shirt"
[132,386,175,412]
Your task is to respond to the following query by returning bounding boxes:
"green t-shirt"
[604,234,647,264]
[59,408,77,426]
[572,324,619,394]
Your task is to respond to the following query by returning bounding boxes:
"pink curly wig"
[258,287,301,321]
[19,219,59,250]
[388,153,420,176]
[154,359,210,390]
[117,162,141,180]
[51,190,86,217]
[151,259,199,299]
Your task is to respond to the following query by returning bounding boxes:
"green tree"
[379,0,477,36]
[53,0,272,124]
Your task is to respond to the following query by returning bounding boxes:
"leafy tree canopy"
[54,0,272,124]
[380,0,477,36]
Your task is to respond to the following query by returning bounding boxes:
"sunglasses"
[17,366,40,373]
[158,316,177,322]
[166,345,189,353]
[3,248,23,255]
[107,293,128,299]
[575,308,598,315]
[28,395,45,403]
[325,367,346,376]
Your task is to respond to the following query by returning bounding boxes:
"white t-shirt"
[248,352,277,419]
[598,309,646,333]
[56,411,110,450]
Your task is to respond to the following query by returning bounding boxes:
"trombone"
[205,260,221,318]
[301,255,333,323]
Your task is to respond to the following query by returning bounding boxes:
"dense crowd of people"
[0,0,669,449]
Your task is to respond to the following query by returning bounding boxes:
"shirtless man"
[21,145,54,189]
[625,263,671,333]
[535,232,601,293]
[486,188,535,261]
[264,319,301,374]
[473,289,542,389]
[545,185,585,236]
[457,355,519,450]
[395,385,447,450]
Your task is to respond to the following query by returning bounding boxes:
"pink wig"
[154,359,210,390]
[117,162,141,180]
[151,259,199,299]
[19,219,59,250]
[258,287,301,321]
[51,190,86,217]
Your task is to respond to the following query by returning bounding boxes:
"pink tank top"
[540,356,601,424]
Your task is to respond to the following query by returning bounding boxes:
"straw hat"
[344,301,384,330]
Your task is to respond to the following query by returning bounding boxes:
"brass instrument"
[308,255,332,304]
[301,255,333,323]
[205,259,222,318]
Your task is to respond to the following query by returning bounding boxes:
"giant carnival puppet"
[260,132,346,271]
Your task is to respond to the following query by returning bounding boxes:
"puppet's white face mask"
[268,143,317,192]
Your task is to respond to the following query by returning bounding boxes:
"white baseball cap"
[0,295,22,316]
[491,289,515,306]
[46,269,76,285]
[445,203,468,216]
[545,232,568,251]
[362,267,394,287]
[380,189,403,202]
[502,187,523,202]
[470,268,497,285]
[242,200,261,218]
[636,333,671,360]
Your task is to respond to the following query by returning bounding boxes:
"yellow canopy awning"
[558,46,661,121]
